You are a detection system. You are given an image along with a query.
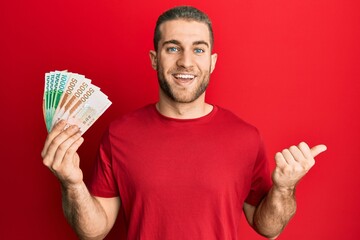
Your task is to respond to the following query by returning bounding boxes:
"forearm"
[61,182,108,240]
[253,186,297,239]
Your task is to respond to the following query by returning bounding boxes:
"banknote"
[51,73,90,128]
[51,71,69,119]
[44,72,55,131]
[66,91,112,133]
[43,73,51,131]
[56,84,101,127]
[43,70,111,135]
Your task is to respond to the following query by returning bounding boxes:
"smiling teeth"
[175,74,195,79]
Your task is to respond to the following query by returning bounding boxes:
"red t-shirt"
[88,104,272,239]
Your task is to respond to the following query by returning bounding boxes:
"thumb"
[310,144,327,158]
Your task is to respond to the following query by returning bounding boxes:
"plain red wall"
[1,0,359,239]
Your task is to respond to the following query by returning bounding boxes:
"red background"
[1,0,359,239]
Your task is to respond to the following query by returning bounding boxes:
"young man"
[41,6,326,240]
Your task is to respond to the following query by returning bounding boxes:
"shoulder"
[111,104,154,124]
[212,105,263,148]
[214,105,260,134]
[107,104,155,134]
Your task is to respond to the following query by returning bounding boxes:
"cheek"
[198,60,212,73]
[158,57,176,72]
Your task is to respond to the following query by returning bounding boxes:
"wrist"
[61,181,86,194]
[272,185,296,198]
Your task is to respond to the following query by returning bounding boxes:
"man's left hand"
[272,142,327,191]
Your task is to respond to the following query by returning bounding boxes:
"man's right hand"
[41,120,120,239]
[41,120,84,188]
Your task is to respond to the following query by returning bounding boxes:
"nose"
[176,50,194,69]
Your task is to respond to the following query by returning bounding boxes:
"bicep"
[94,196,121,233]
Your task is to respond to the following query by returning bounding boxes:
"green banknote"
[52,71,70,111]
[43,70,111,134]
[44,72,54,131]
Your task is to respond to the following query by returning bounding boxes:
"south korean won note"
[43,70,112,135]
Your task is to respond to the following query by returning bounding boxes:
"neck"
[157,92,213,119]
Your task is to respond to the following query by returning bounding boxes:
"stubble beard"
[157,67,211,103]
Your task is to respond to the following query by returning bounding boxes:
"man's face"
[150,19,217,103]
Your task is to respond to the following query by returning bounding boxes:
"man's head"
[150,6,218,104]
[153,6,214,52]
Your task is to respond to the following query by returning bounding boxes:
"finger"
[51,130,82,170]
[299,142,327,159]
[41,120,67,158]
[43,125,80,167]
[310,144,327,158]
[298,142,312,159]
[63,137,84,167]
[289,145,306,163]
[275,152,287,168]
[282,149,296,165]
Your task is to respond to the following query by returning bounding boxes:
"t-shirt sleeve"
[87,128,120,198]
[245,139,272,206]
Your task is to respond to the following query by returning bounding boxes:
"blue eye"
[167,47,179,53]
[194,48,205,53]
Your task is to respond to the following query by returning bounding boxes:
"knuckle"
[53,120,66,131]
[300,166,310,174]
[283,165,292,175]
[57,144,67,152]
[282,149,288,155]
[297,164,306,171]
[42,156,51,166]
[309,159,315,167]
[52,137,64,146]
[301,160,314,171]
[275,152,282,159]
[51,162,61,171]
[47,132,57,142]
[289,145,297,152]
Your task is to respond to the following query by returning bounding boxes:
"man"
[41,6,326,240]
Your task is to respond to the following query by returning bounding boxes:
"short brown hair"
[153,6,214,51]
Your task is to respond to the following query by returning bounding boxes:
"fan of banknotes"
[43,70,112,135]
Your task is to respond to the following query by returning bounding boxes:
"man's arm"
[61,183,120,240]
[243,142,327,239]
[41,120,120,240]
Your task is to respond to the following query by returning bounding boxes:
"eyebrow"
[162,39,210,48]
[193,41,209,48]
[162,39,181,47]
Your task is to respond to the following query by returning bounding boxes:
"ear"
[149,50,157,70]
[210,53,218,73]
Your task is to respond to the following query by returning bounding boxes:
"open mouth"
[172,73,196,80]
[172,74,197,86]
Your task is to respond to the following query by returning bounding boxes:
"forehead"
[158,19,211,44]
